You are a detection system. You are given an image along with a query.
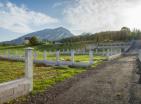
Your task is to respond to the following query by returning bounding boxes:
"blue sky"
[0,0,141,42]
[0,0,74,42]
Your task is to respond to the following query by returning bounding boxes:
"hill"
[3,27,74,44]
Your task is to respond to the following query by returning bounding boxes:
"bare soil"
[14,56,141,104]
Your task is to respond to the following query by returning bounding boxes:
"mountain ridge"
[2,27,74,44]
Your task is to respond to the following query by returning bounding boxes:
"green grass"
[0,47,106,63]
[0,61,24,83]
[0,60,85,93]
[0,44,106,92]
[0,55,104,93]
[0,44,85,51]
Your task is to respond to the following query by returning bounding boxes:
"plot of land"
[10,56,139,104]
[0,55,104,90]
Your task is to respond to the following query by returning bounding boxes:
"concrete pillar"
[44,50,47,61]
[5,50,7,57]
[71,50,75,64]
[96,49,98,54]
[107,49,110,57]
[62,49,65,54]
[7,50,10,58]
[139,49,141,60]
[120,48,122,54]
[83,49,86,54]
[110,48,113,55]
[15,50,18,55]
[115,49,118,54]
[25,47,33,92]
[103,49,105,56]
[67,49,69,53]
[56,51,60,65]
[89,50,94,64]
[34,51,37,60]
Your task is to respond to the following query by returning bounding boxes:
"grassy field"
[0,60,85,93]
[0,44,106,92]
[0,44,106,63]
[0,44,106,103]
[0,55,105,92]
[0,43,86,51]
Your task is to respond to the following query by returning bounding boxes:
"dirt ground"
[15,55,141,104]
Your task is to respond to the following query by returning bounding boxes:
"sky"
[0,0,141,42]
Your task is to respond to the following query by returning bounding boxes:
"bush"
[29,36,39,45]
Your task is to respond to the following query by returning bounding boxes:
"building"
[24,37,31,44]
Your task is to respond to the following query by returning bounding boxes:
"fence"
[0,47,33,104]
[0,48,122,68]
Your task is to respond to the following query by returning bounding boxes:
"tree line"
[60,27,141,44]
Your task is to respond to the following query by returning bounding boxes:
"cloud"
[64,0,141,34]
[52,2,63,8]
[0,2,59,33]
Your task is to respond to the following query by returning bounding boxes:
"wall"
[0,48,33,104]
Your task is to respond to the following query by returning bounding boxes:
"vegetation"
[0,56,104,93]
[60,27,141,44]
[29,36,40,45]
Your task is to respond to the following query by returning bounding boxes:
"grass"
[0,44,106,92]
[0,46,105,103]
[0,60,24,83]
[0,54,104,93]
[0,44,85,51]
[0,60,85,93]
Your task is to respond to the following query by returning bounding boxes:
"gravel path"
[17,56,139,104]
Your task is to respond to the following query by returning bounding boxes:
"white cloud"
[64,0,141,34]
[0,2,59,33]
[52,2,63,8]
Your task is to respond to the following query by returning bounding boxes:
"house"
[24,37,31,44]
[54,42,63,45]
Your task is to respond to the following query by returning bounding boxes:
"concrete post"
[63,49,65,54]
[139,49,141,61]
[83,49,86,54]
[67,49,69,53]
[25,47,33,92]
[89,50,94,65]
[34,51,37,60]
[78,49,80,54]
[5,50,7,57]
[96,49,98,54]
[120,48,122,54]
[44,50,47,61]
[7,50,10,58]
[56,51,60,65]
[71,50,75,64]
[103,49,105,56]
[115,49,118,55]
[107,49,110,57]
[15,50,18,55]
[110,48,113,55]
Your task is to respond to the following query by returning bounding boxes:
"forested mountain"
[60,27,141,44]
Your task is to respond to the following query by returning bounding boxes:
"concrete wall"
[108,53,121,60]
[0,78,30,104]
[0,48,33,104]
[138,50,141,62]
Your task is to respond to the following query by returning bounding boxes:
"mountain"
[3,27,74,44]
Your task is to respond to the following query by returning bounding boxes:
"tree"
[121,27,130,32]
[29,36,39,45]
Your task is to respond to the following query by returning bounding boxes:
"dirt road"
[18,56,140,104]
